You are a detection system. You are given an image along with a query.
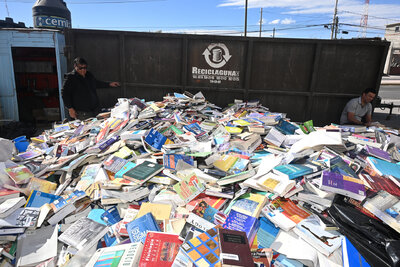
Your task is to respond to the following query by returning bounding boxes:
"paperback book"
[123,160,164,185]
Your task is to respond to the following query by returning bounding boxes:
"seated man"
[340,88,377,126]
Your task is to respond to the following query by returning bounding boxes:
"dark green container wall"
[64,29,389,125]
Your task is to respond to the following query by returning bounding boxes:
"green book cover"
[123,161,164,184]
[173,174,205,204]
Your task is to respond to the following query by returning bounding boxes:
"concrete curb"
[381,80,400,85]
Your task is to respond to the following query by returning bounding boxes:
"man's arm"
[364,113,372,126]
[347,112,363,125]
[61,76,77,119]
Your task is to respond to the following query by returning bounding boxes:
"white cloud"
[218,0,400,29]
[281,18,296,24]
[269,19,280,24]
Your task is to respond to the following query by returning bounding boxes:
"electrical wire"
[339,9,400,23]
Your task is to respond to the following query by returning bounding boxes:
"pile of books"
[0,91,399,266]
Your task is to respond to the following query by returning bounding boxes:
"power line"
[339,9,400,23]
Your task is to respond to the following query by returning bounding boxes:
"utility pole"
[334,16,339,39]
[259,8,263,37]
[273,28,275,38]
[244,0,248,37]
[331,0,339,39]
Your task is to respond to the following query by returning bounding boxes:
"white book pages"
[270,230,319,267]
[289,130,342,154]
[16,225,58,267]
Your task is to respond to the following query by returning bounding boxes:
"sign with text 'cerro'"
[34,15,71,29]
[190,42,244,87]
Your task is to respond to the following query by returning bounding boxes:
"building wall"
[384,24,400,74]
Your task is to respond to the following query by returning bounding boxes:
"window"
[396,26,400,32]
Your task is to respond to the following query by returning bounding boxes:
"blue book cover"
[276,119,298,135]
[256,217,280,248]
[25,190,61,208]
[101,206,121,225]
[163,154,194,170]
[144,128,167,150]
[114,162,136,178]
[183,123,205,136]
[274,164,314,179]
[223,210,260,245]
[367,157,400,179]
[126,212,160,244]
[342,237,371,267]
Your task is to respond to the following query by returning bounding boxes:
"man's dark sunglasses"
[77,66,87,70]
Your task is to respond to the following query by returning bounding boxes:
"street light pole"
[244,0,248,37]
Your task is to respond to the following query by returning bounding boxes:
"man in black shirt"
[61,57,120,120]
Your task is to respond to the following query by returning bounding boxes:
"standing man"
[62,57,120,120]
[340,88,377,126]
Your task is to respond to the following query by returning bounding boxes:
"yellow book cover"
[26,177,57,194]
[232,119,251,126]
[213,155,238,172]
[113,146,134,159]
[136,202,172,221]
[231,193,267,218]
[224,126,243,134]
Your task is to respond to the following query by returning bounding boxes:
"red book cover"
[217,228,254,267]
[360,165,400,197]
[139,232,182,267]
[186,193,227,211]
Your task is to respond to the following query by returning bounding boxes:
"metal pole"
[244,0,248,37]
[273,28,275,38]
[259,8,263,37]
[331,0,339,39]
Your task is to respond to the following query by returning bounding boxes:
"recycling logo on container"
[192,42,240,84]
[202,43,232,69]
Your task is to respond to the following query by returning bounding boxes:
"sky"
[2,0,400,39]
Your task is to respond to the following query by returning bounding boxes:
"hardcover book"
[123,161,164,185]
[126,212,161,243]
[217,228,254,267]
[180,225,222,267]
[320,171,366,201]
[139,232,182,267]
[85,242,143,267]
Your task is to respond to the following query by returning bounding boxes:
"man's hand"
[109,82,120,87]
[68,108,77,119]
